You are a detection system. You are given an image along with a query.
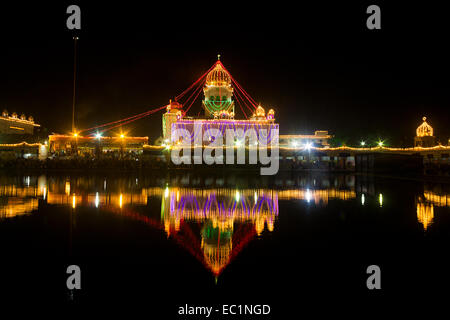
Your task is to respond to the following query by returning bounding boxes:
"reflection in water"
[160,187,279,276]
[0,176,45,218]
[416,189,450,230]
[1,175,450,274]
[415,190,450,230]
[416,202,434,230]
[424,191,449,207]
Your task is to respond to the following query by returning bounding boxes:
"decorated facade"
[162,58,279,146]
[0,110,40,134]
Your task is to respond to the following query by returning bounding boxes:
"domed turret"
[205,62,231,87]
[20,114,26,120]
[416,116,433,137]
[2,110,8,117]
[166,99,183,113]
[414,116,436,147]
[202,56,235,118]
[250,104,267,121]
[256,105,265,117]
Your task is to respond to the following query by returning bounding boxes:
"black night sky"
[1,1,448,146]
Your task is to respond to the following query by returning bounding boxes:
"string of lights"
[183,81,205,116]
[218,62,258,109]
[79,105,167,134]
[231,78,258,109]
[180,77,206,113]
[75,59,260,137]
[92,106,166,136]
[233,84,255,114]
[233,89,248,119]
[175,63,216,102]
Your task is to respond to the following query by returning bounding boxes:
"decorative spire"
[217,54,221,61]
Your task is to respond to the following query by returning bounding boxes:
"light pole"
[72,36,79,134]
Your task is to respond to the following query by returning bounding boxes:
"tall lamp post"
[72,36,79,134]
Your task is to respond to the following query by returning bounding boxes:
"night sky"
[1,2,448,146]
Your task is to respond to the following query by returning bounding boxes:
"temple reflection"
[1,175,449,274]
[159,187,279,276]
[416,202,434,230]
[0,176,45,218]
[416,188,450,230]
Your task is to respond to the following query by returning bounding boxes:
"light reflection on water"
[1,174,449,276]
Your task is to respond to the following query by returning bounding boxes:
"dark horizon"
[1,2,448,146]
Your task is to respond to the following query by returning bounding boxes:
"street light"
[360,141,366,146]
[304,142,312,151]
[378,140,384,147]
[96,133,102,139]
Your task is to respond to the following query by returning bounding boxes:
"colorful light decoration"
[416,116,433,137]
[205,62,232,87]
[202,60,235,117]
[417,202,434,230]
[255,105,265,117]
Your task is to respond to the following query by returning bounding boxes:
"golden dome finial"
[205,60,231,86]
[217,54,221,61]
[423,116,427,122]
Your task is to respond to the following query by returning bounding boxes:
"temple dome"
[416,116,433,137]
[205,62,231,87]
[255,105,265,117]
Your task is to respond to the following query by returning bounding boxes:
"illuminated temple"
[162,57,279,146]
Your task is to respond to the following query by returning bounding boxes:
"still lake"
[1,172,449,312]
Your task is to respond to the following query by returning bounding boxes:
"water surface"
[0,173,449,312]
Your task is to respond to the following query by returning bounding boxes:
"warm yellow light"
[73,133,78,137]
[164,186,169,198]
[65,181,71,195]
[120,134,125,139]
[416,116,433,137]
[119,193,123,208]
[72,194,76,209]
[417,202,434,230]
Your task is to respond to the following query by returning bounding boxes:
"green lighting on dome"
[204,100,233,113]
